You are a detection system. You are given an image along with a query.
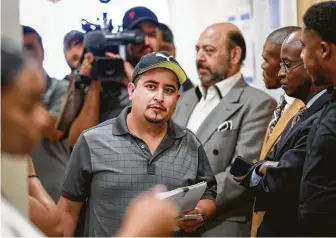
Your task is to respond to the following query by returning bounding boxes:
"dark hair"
[157,23,174,43]
[227,31,246,64]
[303,1,336,44]
[1,38,29,88]
[267,26,301,47]
[22,25,44,51]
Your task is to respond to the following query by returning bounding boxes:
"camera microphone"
[83,31,106,57]
[105,29,144,44]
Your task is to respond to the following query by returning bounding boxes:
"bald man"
[261,26,303,142]
[173,23,277,236]
[252,26,303,237]
[237,29,329,236]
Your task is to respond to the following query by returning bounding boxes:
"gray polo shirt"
[62,106,217,236]
[30,76,71,202]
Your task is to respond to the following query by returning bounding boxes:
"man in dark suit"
[235,29,329,237]
[299,2,336,236]
[251,26,303,237]
[173,22,277,236]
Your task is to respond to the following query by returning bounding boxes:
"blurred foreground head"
[1,38,50,155]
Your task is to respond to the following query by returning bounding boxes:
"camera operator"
[67,7,186,146]
[122,6,160,67]
[122,6,194,93]
[65,52,133,146]
[63,30,84,79]
[64,8,158,145]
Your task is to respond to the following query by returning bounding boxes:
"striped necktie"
[268,94,287,134]
[291,106,307,127]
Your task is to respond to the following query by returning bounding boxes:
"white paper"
[157,182,207,212]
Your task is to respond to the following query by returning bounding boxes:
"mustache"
[139,45,153,54]
[70,55,80,62]
[147,103,167,111]
[197,63,210,71]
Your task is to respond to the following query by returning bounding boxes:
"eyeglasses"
[280,60,304,73]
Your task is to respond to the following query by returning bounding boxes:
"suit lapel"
[196,78,246,145]
[299,91,332,122]
[276,92,331,151]
[262,99,304,157]
[175,89,200,127]
[260,127,271,160]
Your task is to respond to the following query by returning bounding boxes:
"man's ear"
[172,93,180,112]
[320,41,331,59]
[128,83,136,100]
[230,46,242,65]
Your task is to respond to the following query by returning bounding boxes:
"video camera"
[79,12,145,84]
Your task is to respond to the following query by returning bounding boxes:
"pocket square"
[217,120,233,132]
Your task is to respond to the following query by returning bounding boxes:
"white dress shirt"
[283,93,296,113]
[250,89,328,186]
[187,72,242,134]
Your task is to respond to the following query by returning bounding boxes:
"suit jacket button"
[213,149,219,155]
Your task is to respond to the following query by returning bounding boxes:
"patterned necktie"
[291,106,307,127]
[268,94,287,134]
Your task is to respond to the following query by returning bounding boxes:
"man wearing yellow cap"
[57,51,217,236]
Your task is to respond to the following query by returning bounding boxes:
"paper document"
[157,182,207,212]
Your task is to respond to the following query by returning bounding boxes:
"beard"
[66,58,80,72]
[144,114,165,124]
[144,103,168,124]
[197,54,231,86]
[128,45,154,67]
[197,65,230,86]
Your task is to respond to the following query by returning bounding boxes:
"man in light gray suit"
[173,23,277,236]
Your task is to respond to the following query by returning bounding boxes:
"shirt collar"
[112,106,186,139]
[306,89,327,108]
[283,93,295,105]
[198,71,242,99]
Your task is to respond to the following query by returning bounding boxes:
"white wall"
[1,0,22,45]
[20,0,170,79]
[168,0,298,101]
[20,0,298,100]
[252,0,297,100]
[168,0,254,87]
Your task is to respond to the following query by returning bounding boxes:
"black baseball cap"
[63,30,84,48]
[132,51,187,88]
[122,6,159,30]
[158,23,174,42]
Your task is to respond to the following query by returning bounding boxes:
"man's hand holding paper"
[157,182,216,233]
